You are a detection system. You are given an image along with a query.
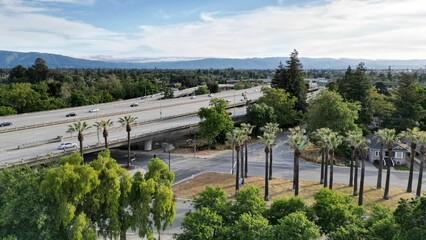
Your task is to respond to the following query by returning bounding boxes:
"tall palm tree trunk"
[416,146,425,197]
[126,131,131,168]
[329,149,334,190]
[240,144,244,184]
[244,141,248,177]
[264,147,270,201]
[407,143,416,192]
[353,149,359,196]
[295,149,301,196]
[358,151,365,206]
[377,143,384,189]
[323,147,329,188]
[103,128,108,148]
[383,146,393,200]
[320,148,325,184]
[78,132,84,164]
[349,147,355,187]
[269,147,273,180]
[235,146,240,193]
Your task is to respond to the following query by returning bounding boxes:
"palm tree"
[416,131,426,197]
[375,129,390,189]
[381,129,397,200]
[326,131,343,190]
[93,119,114,148]
[358,145,369,206]
[227,128,244,194]
[315,128,332,187]
[398,127,421,193]
[261,122,281,180]
[241,123,254,178]
[66,121,91,161]
[345,129,364,196]
[287,126,307,196]
[259,132,275,201]
[118,115,138,168]
[346,129,363,187]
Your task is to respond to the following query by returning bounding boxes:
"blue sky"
[1,0,425,61]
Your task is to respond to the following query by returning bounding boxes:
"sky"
[0,0,425,61]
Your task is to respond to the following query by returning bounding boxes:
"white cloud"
[0,0,425,60]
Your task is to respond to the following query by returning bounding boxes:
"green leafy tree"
[0,168,56,239]
[246,103,276,136]
[195,85,210,95]
[118,115,137,168]
[66,121,91,159]
[312,188,364,235]
[394,197,426,239]
[337,63,375,126]
[199,98,233,147]
[271,50,308,112]
[230,213,272,240]
[364,205,400,240]
[192,186,229,218]
[232,186,266,222]
[93,119,114,148]
[28,58,49,83]
[7,83,41,113]
[391,73,425,131]
[273,212,320,240]
[0,106,16,116]
[257,88,297,127]
[265,197,307,225]
[39,153,99,240]
[177,207,223,240]
[307,89,360,135]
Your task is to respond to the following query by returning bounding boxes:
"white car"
[58,142,77,150]
[208,93,214,97]
[89,108,99,113]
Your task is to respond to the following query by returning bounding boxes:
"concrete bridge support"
[144,139,153,151]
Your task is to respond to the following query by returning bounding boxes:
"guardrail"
[0,113,247,169]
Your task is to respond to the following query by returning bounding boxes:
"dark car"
[0,121,12,127]
[66,112,77,117]
[130,103,139,107]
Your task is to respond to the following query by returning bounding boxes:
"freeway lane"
[0,86,260,130]
[0,86,261,165]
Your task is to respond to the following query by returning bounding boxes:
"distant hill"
[1,50,425,70]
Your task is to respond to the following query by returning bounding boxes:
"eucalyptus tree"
[241,123,254,178]
[416,131,426,197]
[227,128,245,194]
[314,128,332,185]
[258,132,275,201]
[346,129,363,187]
[94,119,114,148]
[287,126,308,196]
[66,121,91,160]
[398,127,421,193]
[375,129,388,189]
[381,129,397,200]
[261,122,281,180]
[118,115,138,168]
[325,131,343,190]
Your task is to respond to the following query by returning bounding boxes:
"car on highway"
[58,142,77,150]
[190,95,196,99]
[208,93,214,97]
[0,121,12,127]
[89,108,99,113]
[66,112,77,117]
[130,103,139,107]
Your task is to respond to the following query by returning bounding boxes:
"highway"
[0,86,263,167]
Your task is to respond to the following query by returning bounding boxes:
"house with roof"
[365,134,408,166]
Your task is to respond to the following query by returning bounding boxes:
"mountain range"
[1,50,425,70]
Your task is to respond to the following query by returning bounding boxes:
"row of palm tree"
[66,115,137,166]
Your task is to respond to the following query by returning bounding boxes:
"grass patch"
[173,172,424,210]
